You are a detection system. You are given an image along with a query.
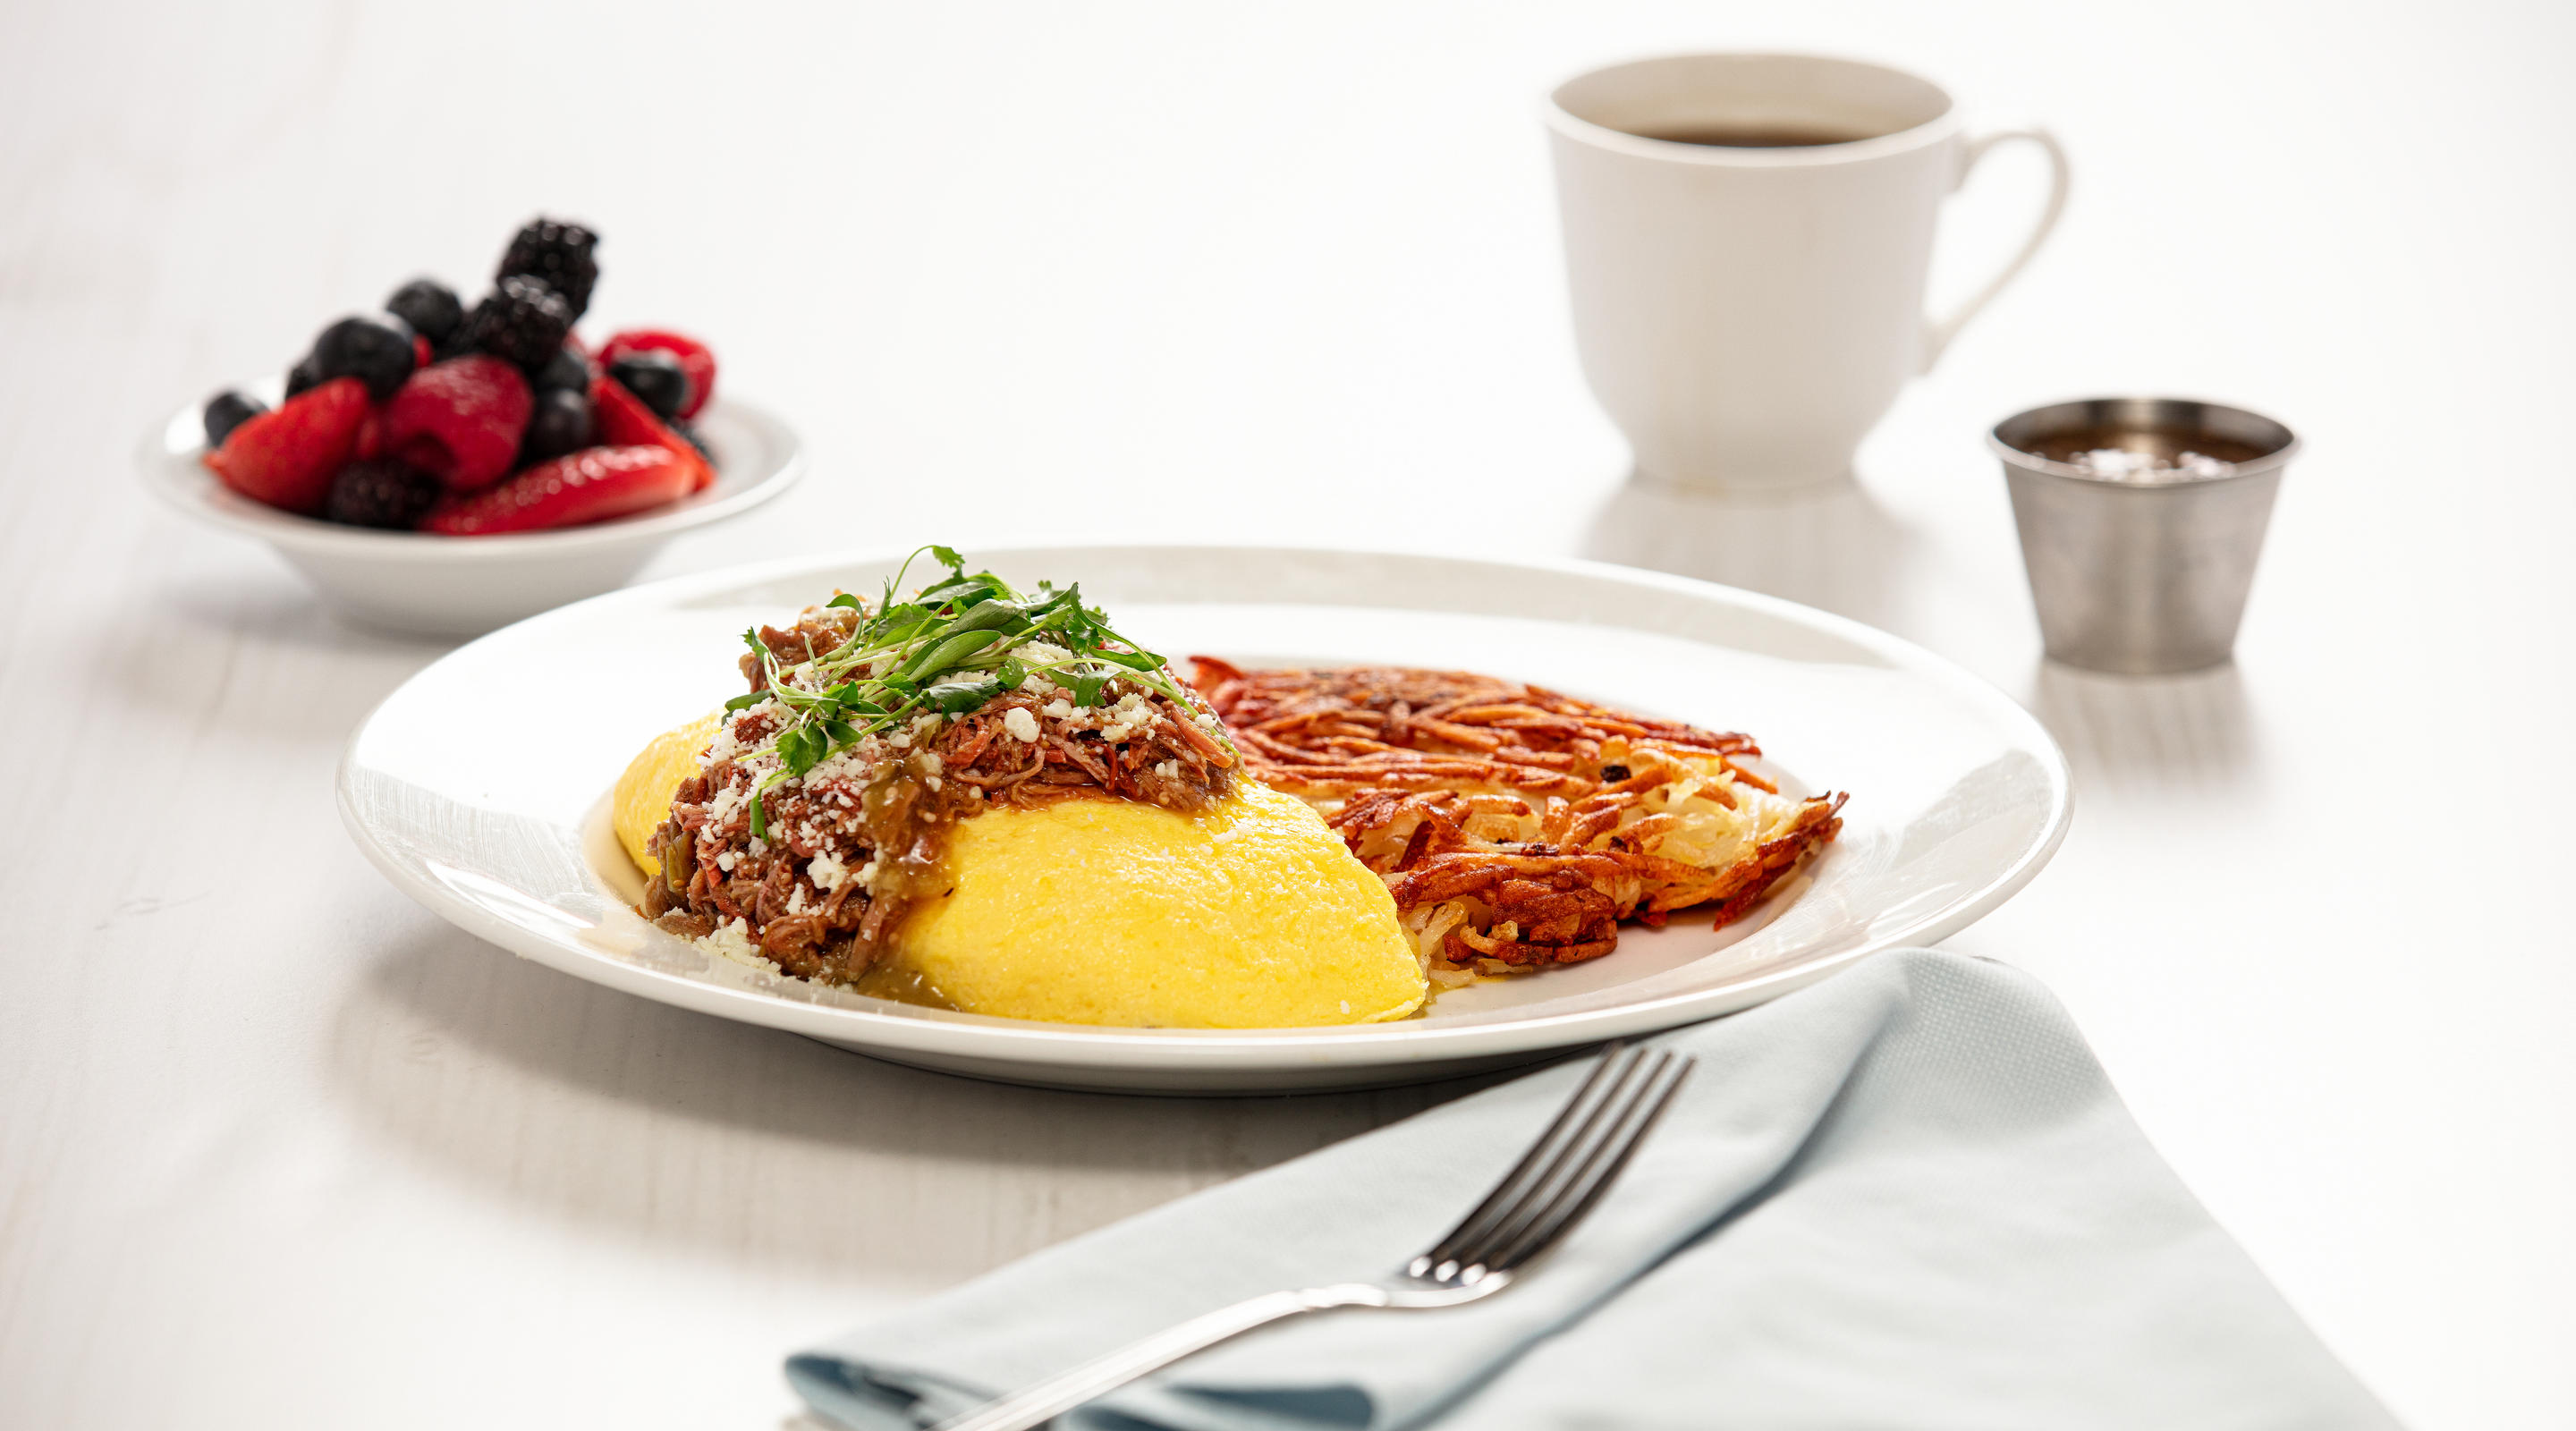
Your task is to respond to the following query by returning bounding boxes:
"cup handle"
[1921,127,2072,371]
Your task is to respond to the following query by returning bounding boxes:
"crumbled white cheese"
[1091,690,1158,742]
[924,775,942,792]
[809,851,849,892]
[1044,699,1075,720]
[705,716,750,763]
[699,918,779,972]
[919,751,942,775]
[1003,707,1041,742]
[714,851,738,873]
[706,782,750,830]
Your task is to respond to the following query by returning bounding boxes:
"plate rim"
[336,541,2072,1074]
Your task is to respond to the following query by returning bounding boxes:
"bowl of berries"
[143,217,804,638]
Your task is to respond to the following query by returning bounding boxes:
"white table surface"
[4,2,2570,1427]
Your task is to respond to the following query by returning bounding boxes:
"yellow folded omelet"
[613,712,721,878]
[610,717,1426,1028]
[896,781,1426,1028]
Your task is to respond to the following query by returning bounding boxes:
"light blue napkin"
[789,950,2397,1430]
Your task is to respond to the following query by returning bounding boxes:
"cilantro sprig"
[732,546,1216,840]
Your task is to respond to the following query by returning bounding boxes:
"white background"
[3,1,2571,1427]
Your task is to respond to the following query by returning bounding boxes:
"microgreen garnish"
[733,546,1219,836]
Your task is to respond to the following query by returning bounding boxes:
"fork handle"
[928,1283,1384,1431]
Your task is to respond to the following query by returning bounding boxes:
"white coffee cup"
[1547,54,2070,492]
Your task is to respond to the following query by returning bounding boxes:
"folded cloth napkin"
[789,950,2397,1430]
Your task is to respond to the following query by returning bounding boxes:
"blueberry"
[386,278,464,346]
[312,312,419,400]
[323,458,443,529]
[606,350,691,420]
[284,354,323,398]
[521,387,594,462]
[202,390,267,449]
[532,344,590,394]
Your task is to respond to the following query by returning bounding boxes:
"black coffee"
[1632,123,1875,148]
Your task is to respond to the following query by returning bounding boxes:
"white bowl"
[140,382,805,639]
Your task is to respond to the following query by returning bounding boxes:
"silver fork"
[928,1042,1695,1431]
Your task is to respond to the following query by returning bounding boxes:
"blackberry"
[386,278,464,346]
[311,312,419,400]
[496,217,598,320]
[521,387,594,462]
[671,421,714,465]
[532,344,590,394]
[323,458,443,529]
[284,353,324,398]
[606,350,691,420]
[462,275,573,369]
[203,390,267,449]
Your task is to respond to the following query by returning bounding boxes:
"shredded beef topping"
[643,604,1236,985]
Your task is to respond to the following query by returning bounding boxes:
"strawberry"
[589,374,715,491]
[383,355,533,492]
[206,377,370,514]
[419,445,696,535]
[352,403,386,462]
[598,329,716,418]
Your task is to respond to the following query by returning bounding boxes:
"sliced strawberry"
[206,377,369,514]
[597,329,716,418]
[383,355,533,491]
[419,445,695,535]
[352,403,386,461]
[587,371,667,447]
[589,374,715,491]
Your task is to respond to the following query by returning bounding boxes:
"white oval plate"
[337,546,2070,1093]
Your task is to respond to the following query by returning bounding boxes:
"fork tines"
[1409,1042,1694,1287]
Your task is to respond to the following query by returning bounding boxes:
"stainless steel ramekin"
[1991,396,2299,674]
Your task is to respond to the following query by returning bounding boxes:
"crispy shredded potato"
[1189,661,1846,982]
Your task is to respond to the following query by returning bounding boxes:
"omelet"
[894,781,1427,1028]
[612,716,1426,1028]
[613,712,721,878]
